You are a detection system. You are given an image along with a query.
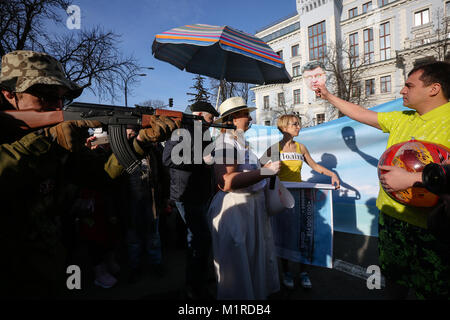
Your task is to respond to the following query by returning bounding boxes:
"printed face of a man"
[303,66,326,91]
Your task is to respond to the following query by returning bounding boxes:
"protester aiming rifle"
[2,102,235,174]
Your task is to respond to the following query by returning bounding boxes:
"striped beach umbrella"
[152,24,291,85]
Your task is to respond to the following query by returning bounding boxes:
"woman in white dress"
[208,97,281,300]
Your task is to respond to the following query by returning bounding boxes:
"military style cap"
[189,101,220,117]
[0,50,83,99]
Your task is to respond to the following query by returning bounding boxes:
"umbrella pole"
[215,85,221,110]
[216,55,227,110]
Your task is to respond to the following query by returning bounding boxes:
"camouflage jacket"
[0,130,124,276]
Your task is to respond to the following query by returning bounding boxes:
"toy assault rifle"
[2,102,234,174]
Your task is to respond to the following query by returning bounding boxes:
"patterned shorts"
[378,212,450,300]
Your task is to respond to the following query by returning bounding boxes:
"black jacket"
[162,123,215,204]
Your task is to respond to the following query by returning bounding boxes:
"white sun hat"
[214,97,256,124]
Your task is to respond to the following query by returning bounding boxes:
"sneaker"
[300,272,312,289]
[282,272,294,289]
[94,263,117,288]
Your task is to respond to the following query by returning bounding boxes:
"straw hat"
[214,97,256,124]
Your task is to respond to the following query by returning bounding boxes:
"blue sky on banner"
[58,0,297,110]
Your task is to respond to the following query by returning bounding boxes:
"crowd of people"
[0,49,449,300]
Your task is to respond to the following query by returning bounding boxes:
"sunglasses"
[23,88,73,107]
[288,122,301,127]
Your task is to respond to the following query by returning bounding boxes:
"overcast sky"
[53,0,297,111]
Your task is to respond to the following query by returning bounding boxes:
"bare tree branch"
[209,79,252,106]
[0,1,141,103]
[323,40,370,118]
[431,9,450,61]
[44,27,139,101]
[138,99,167,109]
[0,0,69,55]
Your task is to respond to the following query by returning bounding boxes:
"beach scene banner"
[246,98,408,237]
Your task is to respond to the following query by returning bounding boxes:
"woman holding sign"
[265,114,340,289]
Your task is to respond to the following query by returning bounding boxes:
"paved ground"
[62,211,414,302]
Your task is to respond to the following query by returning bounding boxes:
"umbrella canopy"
[152,24,291,85]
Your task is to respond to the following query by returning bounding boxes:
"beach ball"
[377,139,450,207]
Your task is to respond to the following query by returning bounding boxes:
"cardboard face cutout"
[303,66,326,91]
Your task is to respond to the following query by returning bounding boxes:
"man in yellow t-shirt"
[315,61,450,299]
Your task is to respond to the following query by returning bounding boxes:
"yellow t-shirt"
[278,142,304,182]
[377,101,450,228]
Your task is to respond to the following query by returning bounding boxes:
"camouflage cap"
[0,50,83,99]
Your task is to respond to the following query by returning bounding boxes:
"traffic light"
[169,98,173,108]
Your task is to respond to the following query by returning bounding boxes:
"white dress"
[208,132,279,300]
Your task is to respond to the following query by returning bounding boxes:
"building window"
[446,1,450,16]
[292,63,301,77]
[263,96,270,110]
[378,0,389,7]
[316,113,325,125]
[308,20,327,61]
[293,89,301,104]
[380,22,391,61]
[277,50,283,60]
[362,1,372,13]
[264,120,271,126]
[278,92,285,107]
[414,9,430,26]
[291,44,299,57]
[365,79,375,95]
[380,75,391,93]
[364,28,374,64]
[349,32,359,66]
[349,7,358,19]
[351,82,361,97]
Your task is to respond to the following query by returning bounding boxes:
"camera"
[422,163,450,243]
[422,163,450,195]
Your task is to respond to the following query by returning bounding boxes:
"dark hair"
[301,60,325,74]
[408,62,450,100]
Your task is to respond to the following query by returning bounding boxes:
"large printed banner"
[246,98,408,236]
[271,183,335,268]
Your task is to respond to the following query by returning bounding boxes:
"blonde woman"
[266,114,340,289]
[207,97,281,300]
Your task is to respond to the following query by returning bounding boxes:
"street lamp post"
[123,67,154,107]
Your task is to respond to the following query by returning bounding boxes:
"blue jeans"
[175,201,211,291]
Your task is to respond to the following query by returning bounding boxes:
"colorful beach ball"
[378,139,450,207]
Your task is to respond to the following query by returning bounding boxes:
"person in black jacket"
[163,101,218,299]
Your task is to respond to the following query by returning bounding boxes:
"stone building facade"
[252,0,450,126]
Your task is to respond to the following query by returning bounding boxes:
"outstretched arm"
[315,83,381,130]
[301,144,340,189]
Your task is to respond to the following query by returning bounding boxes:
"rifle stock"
[1,110,64,129]
[1,102,235,174]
